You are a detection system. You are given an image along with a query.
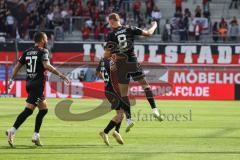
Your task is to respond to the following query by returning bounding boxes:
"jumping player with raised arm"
[6,32,69,147]
[106,13,163,130]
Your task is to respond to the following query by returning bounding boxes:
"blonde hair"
[108,13,120,21]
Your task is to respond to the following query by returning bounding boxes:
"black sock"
[115,122,122,133]
[104,120,117,134]
[144,88,156,109]
[13,107,33,129]
[124,107,131,119]
[121,96,131,119]
[35,109,48,133]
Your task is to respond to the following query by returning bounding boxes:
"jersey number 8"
[117,34,128,49]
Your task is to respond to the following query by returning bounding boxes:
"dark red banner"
[0,81,235,100]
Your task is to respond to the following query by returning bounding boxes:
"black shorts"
[116,59,145,84]
[26,81,45,106]
[105,89,121,110]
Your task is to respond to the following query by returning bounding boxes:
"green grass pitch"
[0,98,240,160]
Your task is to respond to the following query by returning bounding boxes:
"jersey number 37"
[26,56,38,73]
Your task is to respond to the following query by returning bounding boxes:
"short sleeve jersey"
[106,25,143,62]
[19,46,49,83]
[96,58,114,91]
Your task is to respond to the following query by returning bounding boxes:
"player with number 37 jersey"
[19,47,49,84]
[6,32,69,147]
[19,47,49,105]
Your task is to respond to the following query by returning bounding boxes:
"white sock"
[10,127,16,134]
[33,132,40,138]
[152,108,159,116]
[126,119,133,125]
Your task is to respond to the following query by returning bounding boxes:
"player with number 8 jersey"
[105,13,164,131]
[106,23,142,63]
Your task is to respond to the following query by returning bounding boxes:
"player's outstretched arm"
[141,21,158,36]
[43,60,69,84]
[8,62,23,89]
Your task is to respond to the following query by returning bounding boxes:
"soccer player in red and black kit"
[96,48,125,145]
[106,13,163,129]
[6,32,69,147]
